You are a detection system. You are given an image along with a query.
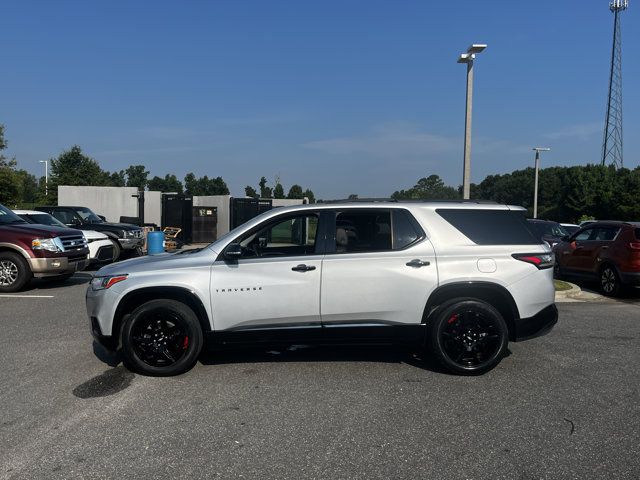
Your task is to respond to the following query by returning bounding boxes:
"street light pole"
[39,160,48,196]
[458,44,487,199]
[532,147,550,218]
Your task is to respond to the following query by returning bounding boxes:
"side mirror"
[224,243,242,260]
[98,215,106,221]
[570,240,577,250]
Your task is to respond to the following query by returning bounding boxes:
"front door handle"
[406,259,430,268]
[292,264,316,272]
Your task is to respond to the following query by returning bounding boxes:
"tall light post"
[39,160,48,197]
[532,147,550,218]
[457,44,487,199]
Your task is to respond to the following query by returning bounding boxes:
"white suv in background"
[87,201,557,376]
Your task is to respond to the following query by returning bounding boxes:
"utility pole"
[457,44,487,199]
[532,148,550,219]
[39,160,48,196]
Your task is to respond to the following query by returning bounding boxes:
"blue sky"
[2,1,639,199]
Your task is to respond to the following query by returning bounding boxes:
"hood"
[95,248,214,276]
[83,229,109,240]
[0,223,83,238]
[84,222,141,231]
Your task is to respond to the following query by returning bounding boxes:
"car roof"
[582,220,640,228]
[269,201,522,213]
[527,219,558,224]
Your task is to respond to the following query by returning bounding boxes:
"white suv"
[87,202,557,376]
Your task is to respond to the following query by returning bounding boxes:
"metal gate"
[161,194,193,244]
[230,198,272,229]
[192,206,218,243]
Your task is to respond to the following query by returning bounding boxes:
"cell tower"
[601,0,628,169]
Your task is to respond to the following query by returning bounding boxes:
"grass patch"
[554,280,573,292]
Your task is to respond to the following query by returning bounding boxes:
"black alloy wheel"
[121,299,203,376]
[429,299,508,375]
[600,265,621,296]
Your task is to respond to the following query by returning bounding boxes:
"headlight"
[124,230,142,238]
[32,238,62,253]
[91,274,128,290]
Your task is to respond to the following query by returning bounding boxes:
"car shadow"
[26,272,93,291]
[562,277,640,303]
[199,344,463,375]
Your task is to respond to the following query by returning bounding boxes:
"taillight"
[512,253,554,269]
[629,242,640,250]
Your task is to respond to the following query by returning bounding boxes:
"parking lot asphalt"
[1,273,639,480]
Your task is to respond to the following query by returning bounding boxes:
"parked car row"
[525,218,639,296]
[0,203,144,292]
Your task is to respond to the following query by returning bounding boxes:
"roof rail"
[319,198,498,204]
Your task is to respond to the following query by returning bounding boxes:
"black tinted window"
[593,227,619,241]
[335,210,391,253]
[635,228,640,240]
[393,210,423,249]
[436,209,539,245]
[236,213,318,258]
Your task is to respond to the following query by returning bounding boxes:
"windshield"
[19,213,67,228]
[75,207,103,223]
[0,204,27,225]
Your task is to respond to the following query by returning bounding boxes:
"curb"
[555,281,582,301]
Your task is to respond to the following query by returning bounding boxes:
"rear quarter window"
[635,228,640,240]
[436,209,540,245]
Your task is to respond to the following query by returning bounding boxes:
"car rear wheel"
[600,265,621,296]
[121,299,203,376]
[0,252,31,293]
[428,299,508,375]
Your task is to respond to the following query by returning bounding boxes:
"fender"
[112,286,212,341]
[0,242,32,260]
[423,281,520,339]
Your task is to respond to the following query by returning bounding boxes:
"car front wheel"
[428,299,509,375]
[121,299,203,376]
[0,252,31,293]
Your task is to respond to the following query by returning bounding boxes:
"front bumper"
[28,256,89,278]
[118,237,145,250]
[512,304,558,341]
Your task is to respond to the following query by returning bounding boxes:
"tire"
[428,299,509,375]
[0,251,32,293]
[111,240,122,262]
[553,254,564,279]
[121,299,203,376]
[599,264,622,296]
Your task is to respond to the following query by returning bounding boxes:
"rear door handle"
[292,264,316,272]
[406,259,430,268]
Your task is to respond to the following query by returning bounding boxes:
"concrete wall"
[58,186,139,223]
[272,198,307,208]
[144,191,162,226]
[193,195,231,237]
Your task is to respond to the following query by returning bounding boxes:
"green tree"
[391,174,459,200]
[273,182,285,199]
[0,125,20,204]
[303,188,315,203]
[245,185,258,198]
[109,170,126,187]
[287,184,304,199]
[125,165,149,190]
[148,174,183,193]
[184,173,229,195]
[258,176,272,199]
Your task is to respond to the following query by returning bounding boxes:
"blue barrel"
[147,231,165,255]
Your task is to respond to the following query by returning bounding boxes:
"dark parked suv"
[553,221,640,295]
[35,206,144,259]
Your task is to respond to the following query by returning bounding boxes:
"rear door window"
[436,209,539,245]
[593,227,620,241]
[335,210,392,253]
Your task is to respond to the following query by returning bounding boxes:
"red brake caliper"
[182,336,189,349]
[447,314,459,324]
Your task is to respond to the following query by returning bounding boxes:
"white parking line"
[0,294,54,298]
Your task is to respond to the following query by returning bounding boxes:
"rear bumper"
[620,271,640,286]
[512,304,558,341]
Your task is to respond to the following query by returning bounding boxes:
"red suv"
[553,221,640,295]
[0,203,89,292]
